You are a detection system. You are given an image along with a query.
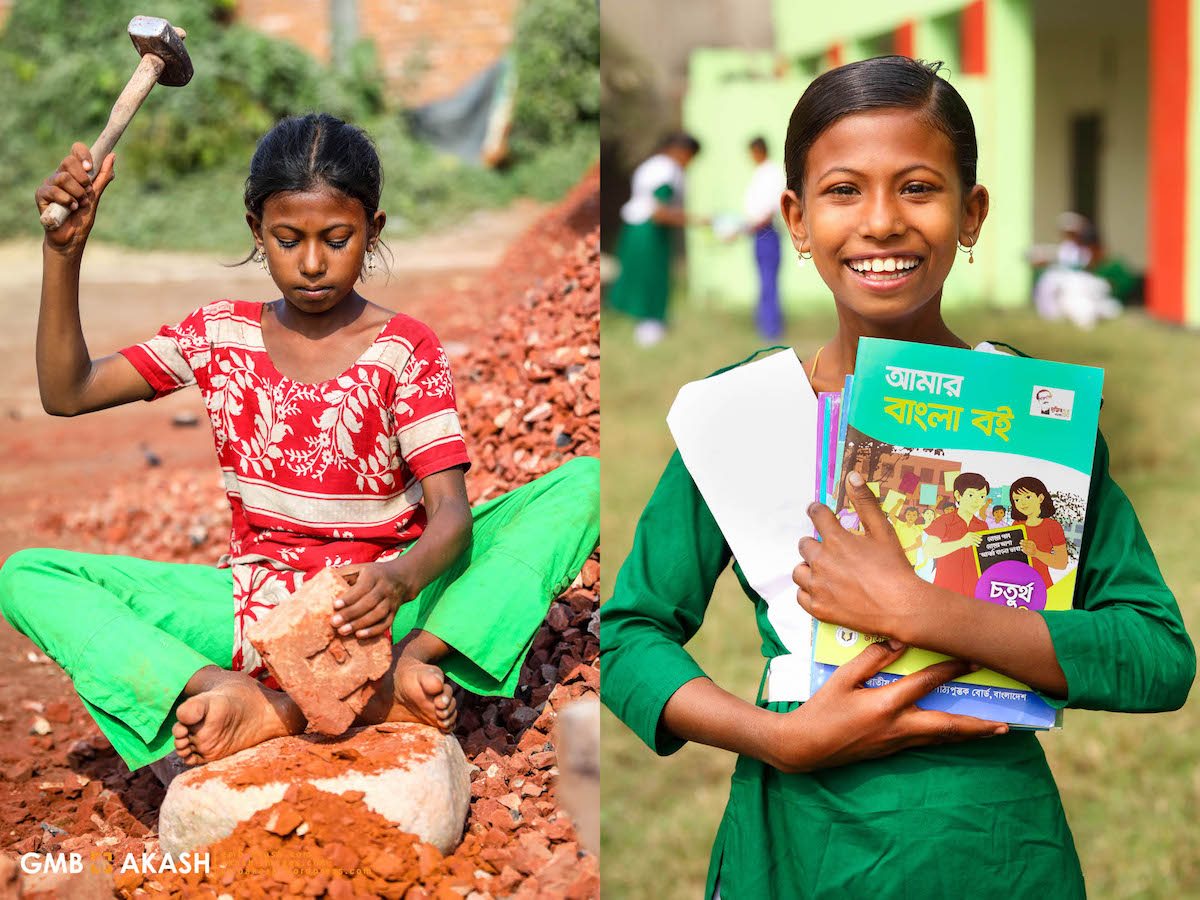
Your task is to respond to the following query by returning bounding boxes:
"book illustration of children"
[1011,476,1069,588]
[914,507,937,582]
[886,498,924,565]
[836,505,862,533]
[2,113,599,773]
[986,502,1009,529]
[920,472,991,596]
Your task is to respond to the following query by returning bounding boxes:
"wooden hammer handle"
[40,53,166,231]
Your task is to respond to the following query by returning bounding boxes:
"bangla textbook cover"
[810,338,1104,729]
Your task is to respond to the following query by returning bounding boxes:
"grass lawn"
[600,296,1200,899]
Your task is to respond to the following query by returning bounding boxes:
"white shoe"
[633,320,666,347]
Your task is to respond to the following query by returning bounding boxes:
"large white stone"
[157,723,469,856]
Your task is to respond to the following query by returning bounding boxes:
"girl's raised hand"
[768,639,1008,774]
[794,471,924,639]
[330,561,417,640]
[35,144,116,253]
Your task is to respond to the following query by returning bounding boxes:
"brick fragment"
[247,568,392,735]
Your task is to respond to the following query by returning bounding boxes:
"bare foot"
[358,657,456,732]
[392,658,456,732]
[171,673,306,765]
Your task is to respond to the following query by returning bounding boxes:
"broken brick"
[246,568,391,735]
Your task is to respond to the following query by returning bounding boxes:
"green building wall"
[682,0,1035,315]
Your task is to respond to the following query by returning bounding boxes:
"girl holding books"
[601,56,1193,898]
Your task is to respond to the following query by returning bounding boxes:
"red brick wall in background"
[236,0,520,106]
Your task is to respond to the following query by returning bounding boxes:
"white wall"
[1033,6,1149,267]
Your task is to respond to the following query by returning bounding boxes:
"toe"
[176,694,209,727]
[415,666,445,699]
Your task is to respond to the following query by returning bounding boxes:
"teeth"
[848,256,920,275]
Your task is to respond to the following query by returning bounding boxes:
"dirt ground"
[0,178,600,898]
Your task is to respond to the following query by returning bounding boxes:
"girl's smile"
[843,253,924,290]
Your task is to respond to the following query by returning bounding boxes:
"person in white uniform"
[742,136,788,340]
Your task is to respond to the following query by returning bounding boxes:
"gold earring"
[255,248,269,272]
[797,248,812,267]
[958,236,975,264]
[367,249,377,271]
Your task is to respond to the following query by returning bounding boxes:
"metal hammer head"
[127,16,193,87]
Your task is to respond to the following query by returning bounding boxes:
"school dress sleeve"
[1038,432,1195,712]
[392,324,470,481]
[599,449,732,756]
[118,305,209,399]
[924,513,953,541]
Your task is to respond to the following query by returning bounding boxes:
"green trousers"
[0,457,597,771]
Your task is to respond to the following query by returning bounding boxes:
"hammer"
[40,16,193,231]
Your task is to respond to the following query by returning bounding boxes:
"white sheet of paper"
[666,349,819,701]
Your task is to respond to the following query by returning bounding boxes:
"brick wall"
[236,0,519,106]
[236,0,332,61]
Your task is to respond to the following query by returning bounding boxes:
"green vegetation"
[601,299,1200,899]
[510,0,599,160]
[0,0,596,252]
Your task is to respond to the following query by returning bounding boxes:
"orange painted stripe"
[961,1,987,75]
[1147,0,1189,322]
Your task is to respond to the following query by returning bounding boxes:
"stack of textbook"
[809,338,1104,729]
[667,338,1103,730]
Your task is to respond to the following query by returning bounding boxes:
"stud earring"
[255,248,269,272]
[958,236,976,264]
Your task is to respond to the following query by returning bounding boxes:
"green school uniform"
[608,184,675,323]
[1,456,598,772]
[600,353,1194,899]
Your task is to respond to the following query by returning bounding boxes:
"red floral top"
[121,300,470,680]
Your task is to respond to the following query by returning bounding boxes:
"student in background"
[608,133,703,347]
[742,136,788,340]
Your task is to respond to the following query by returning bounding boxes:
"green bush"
[510,0,600,159]
[0,0,595,252]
